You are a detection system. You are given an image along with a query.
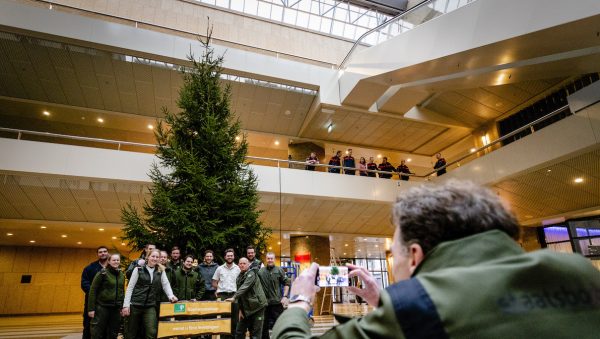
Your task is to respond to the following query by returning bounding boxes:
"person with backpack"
[87,253,125,339]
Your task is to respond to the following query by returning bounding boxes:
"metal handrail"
[0,104,571,178]
[421,104,571,177]
[338,0,435,69]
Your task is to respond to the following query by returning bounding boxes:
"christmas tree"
[121,31,270,259]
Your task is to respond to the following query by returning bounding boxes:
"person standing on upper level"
[343,149,356,175]
[433,153,447,176]
[305,152,319,171]
[366,157,378,177]
[397,160,414,181]
[378,157,395,179]
[358,157,368,177]
[328,151,342,174]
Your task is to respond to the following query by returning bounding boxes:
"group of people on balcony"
[304,149,448,179]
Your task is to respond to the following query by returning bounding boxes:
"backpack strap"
[385,278,448,339]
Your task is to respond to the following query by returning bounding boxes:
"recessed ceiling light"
[377,154,382,159]
[344,244,348,247]
[147,124,153,130]
[43,111,50,116]
[40,226,47,229]
[98,228,104,231]
[6,233,13,236]
[470,148,477,153]
[284,110,291,116]
[274,140,280,146]
[406,158,412,162]
[235,136,241,141]
[358,249,361,252]
[375,245,378,248]
[111,236,117,240]
[277,241,281,245]
[343,252,347,255]
[327,124,333,133]
[364,238,368,241]
[61,235,67,238]
[29,240,35,243]
[574,178,584,183]
[97,118,104,123]
[268,246,272,250]
[77,241,82,245]
[121,242,126,246]
[547,169,552,172]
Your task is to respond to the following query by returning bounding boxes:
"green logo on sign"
[174,304,186,313]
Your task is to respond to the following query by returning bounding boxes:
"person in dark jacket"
[168,246,182,270]
[226,257,267,339]
[174,255,205,301]
[125,243,156,279]
[197,250,219,301]
[433,152,447,176]
[81,245,109,339]
[328,150,342,174]
[258,252,290,339]
[159,250,178,304]
[378,157,395,179]
[366,157,378,177]
[397,160,414,181]
[87,253,125,339]
[247,246,263,270]
[305,152,319,171]
[122,249,177,339]
[342,149,355,175]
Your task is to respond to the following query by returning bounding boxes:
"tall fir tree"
[121,32,270,260]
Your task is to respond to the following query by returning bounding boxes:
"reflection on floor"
[0,313,337,338]
[0,313,81,339]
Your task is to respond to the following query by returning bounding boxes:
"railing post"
[529,126,535,133]
[17,132,21,140]
[118,143,121,151]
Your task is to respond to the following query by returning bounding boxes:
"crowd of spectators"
[301,148,447,180]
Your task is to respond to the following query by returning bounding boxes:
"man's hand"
[225,297,234,302]
[347,264,381,306]
[88,311,95,318]
[137,259,146,266]
[169,296,178,303]
[121,307,130,317]
[288,263,320,312]
[280,296,289,307]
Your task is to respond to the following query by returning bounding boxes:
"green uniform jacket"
[258,265,290,305]
[87,266,125,311]
[174,267,205,300]
[273,230,600,338]
[234,268,267,317]
[160,266,178,302]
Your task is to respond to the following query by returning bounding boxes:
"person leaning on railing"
[305,152,319,171]
[378,157,395,179]
[328,151,342,174]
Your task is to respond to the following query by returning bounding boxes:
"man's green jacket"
[174,267,205,301]
[273,230,600,338]
[258,265,291,305]
[235,268,267,317]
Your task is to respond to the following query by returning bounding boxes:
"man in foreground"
[273,180,600,338]
[227,257,267,339]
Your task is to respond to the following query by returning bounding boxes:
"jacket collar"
[412,230,524,276]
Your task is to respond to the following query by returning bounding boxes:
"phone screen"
[315,266,349,287]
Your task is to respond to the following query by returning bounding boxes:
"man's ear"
[408,243,425,274]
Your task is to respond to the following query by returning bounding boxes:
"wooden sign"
[159,301,231,317]
[157,318,231,338]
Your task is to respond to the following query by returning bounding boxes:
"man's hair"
[392,180,519,254]
[204,250,214,256]
[144,243,155,249]
[266,252,276,258]
[97,246,108,252]
[184,254,194,261]
[160,250,168,256]
[171,246,180,252]
[246,245,255,251]
[224,248,235,256]
[239,257,249,263]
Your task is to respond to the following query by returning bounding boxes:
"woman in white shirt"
[122,249,178,339]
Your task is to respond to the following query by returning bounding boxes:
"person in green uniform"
[246,246,263,270]
[273,180,600,338]
[159,250,178,305]
[174,255,205,301]
[87,253,125,339]
[258,252,290,339]
[122,249,178,339]
[226,257,267,339]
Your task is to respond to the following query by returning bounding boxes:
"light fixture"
[77,241,82,245]
[97,118,104,123]
[377,154,382,159]
[327,124,333,133]
[147,124,153,130]
[274,140,280,146]
[277,241,281,245]
[470,148,477,153]
[111,236,117,240]
[29,240,35,243]
[98,228,105,231]
[43,111,50,116]
[364,238,368,241]
[358,249,361,252]
[268,246,272,250]
[121,242,126,246]
[343,253,347,255]
[40,226,47,229]
[344,243,348,247]
[235,136,241,141]
[6,233,13,236]
[284,110,291,116]
[345,150,349,155]
[547,169,552,172]
[375,245,378,248]
[574,178,584,183]
[406,158,412,162]
[61,235,67,238]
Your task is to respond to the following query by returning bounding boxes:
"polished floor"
[0,314,336,338]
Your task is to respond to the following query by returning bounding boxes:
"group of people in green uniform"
[82,244,290,339]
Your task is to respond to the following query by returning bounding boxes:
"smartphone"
[315,266,349,287]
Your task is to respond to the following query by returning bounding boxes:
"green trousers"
[128,305,157,339]
[235,308,265,339]
[91,304,121,339]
